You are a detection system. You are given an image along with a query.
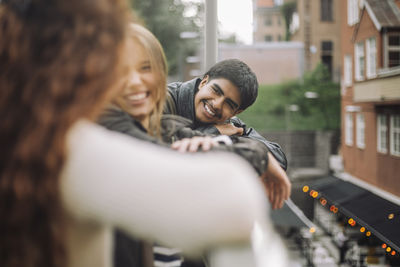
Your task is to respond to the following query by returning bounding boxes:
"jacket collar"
[175,78,201,123]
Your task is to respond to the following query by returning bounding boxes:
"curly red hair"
[0,0,129,266]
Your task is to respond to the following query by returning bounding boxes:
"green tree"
[282,63,341,130]
[280,1,296,41]
[130,0,201,75]
[238,63,340,131]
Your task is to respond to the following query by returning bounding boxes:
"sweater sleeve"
[60,120,269,255]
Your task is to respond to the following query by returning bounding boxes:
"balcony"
[353,66,400,102]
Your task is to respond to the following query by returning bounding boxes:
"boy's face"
[194,76,243,124]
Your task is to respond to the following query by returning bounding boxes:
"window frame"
[390,114,400,157]
[345,113,354,146]
[356,113,365,149]
[377,114,388,154]
[347,0,359,26]
[264,16,272,26]
[384,32,400,68]
[366,37,377,78]
[355,42,365,81]
[321,0,333,22]
[344,55,353,86]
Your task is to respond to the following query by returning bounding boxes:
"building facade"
[297,1,400,266]
[290,0,342,82]
[253,0,286,43]
[341,0,400,197]
[218,42,304,85]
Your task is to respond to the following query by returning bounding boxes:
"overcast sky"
[183,0,253,44]
[217,0,253,44]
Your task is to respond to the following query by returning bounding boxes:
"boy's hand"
[171,136,219,153]
[215,123,244,136]
[260,152,291,210]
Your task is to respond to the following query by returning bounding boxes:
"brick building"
[290,0,342,82]
[253,0,286,43]
[341,0,400,197]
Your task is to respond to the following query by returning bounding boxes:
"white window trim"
[347,0,359,26]
[377,114,387,154]
[390,115,400,157]
[384,33,400,69]
[345,113,354,146]
[355,42,365,81]
[344,55,353,86]
[366,37,377,78]
[356,113,365,149]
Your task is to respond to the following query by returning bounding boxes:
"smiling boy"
[165,59,288,170]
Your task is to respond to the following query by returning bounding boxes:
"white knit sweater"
[60,120,269,267]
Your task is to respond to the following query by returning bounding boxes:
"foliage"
[280,1,297,41]
[130,0,201,75]
[238,63,341,131]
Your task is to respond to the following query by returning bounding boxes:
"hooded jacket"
[165,78,288,171]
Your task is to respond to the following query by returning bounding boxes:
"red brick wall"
[339,2,400,197]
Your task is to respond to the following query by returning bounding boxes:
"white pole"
[204,0,218,71]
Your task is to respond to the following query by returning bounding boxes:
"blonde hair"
[127,23,168,137]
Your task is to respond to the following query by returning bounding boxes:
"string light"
[309,227,316,233]
[391,251,396,256]
[312,191,319,198]
[387,247,392,253]
[366,231,371,237]
[382,244,387,249]
[309,190,315,197]
[320,198,327,206]
[388,213,395,220]
[303,186,309,193]
[360,227,365,233]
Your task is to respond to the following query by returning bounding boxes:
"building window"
[265,16,272,26]
[347,0,359,26]
[345,113,353,146]
[344,55,353,86]
[390,115,400,157]
[321,41,333,76]
[385,33,400,68]
[321,0,333,21]
[355,42,365,81]
[377,114,387,153]
[366,37,377,78]
[264,35,272,42]
[356,113,365,149]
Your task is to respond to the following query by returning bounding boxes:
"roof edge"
[365,0,382,31]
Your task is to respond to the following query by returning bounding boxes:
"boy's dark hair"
[203,59,258,110]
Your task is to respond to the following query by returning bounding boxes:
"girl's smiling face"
[114,38,158,130]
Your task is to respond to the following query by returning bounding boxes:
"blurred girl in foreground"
[0,1,269,267]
